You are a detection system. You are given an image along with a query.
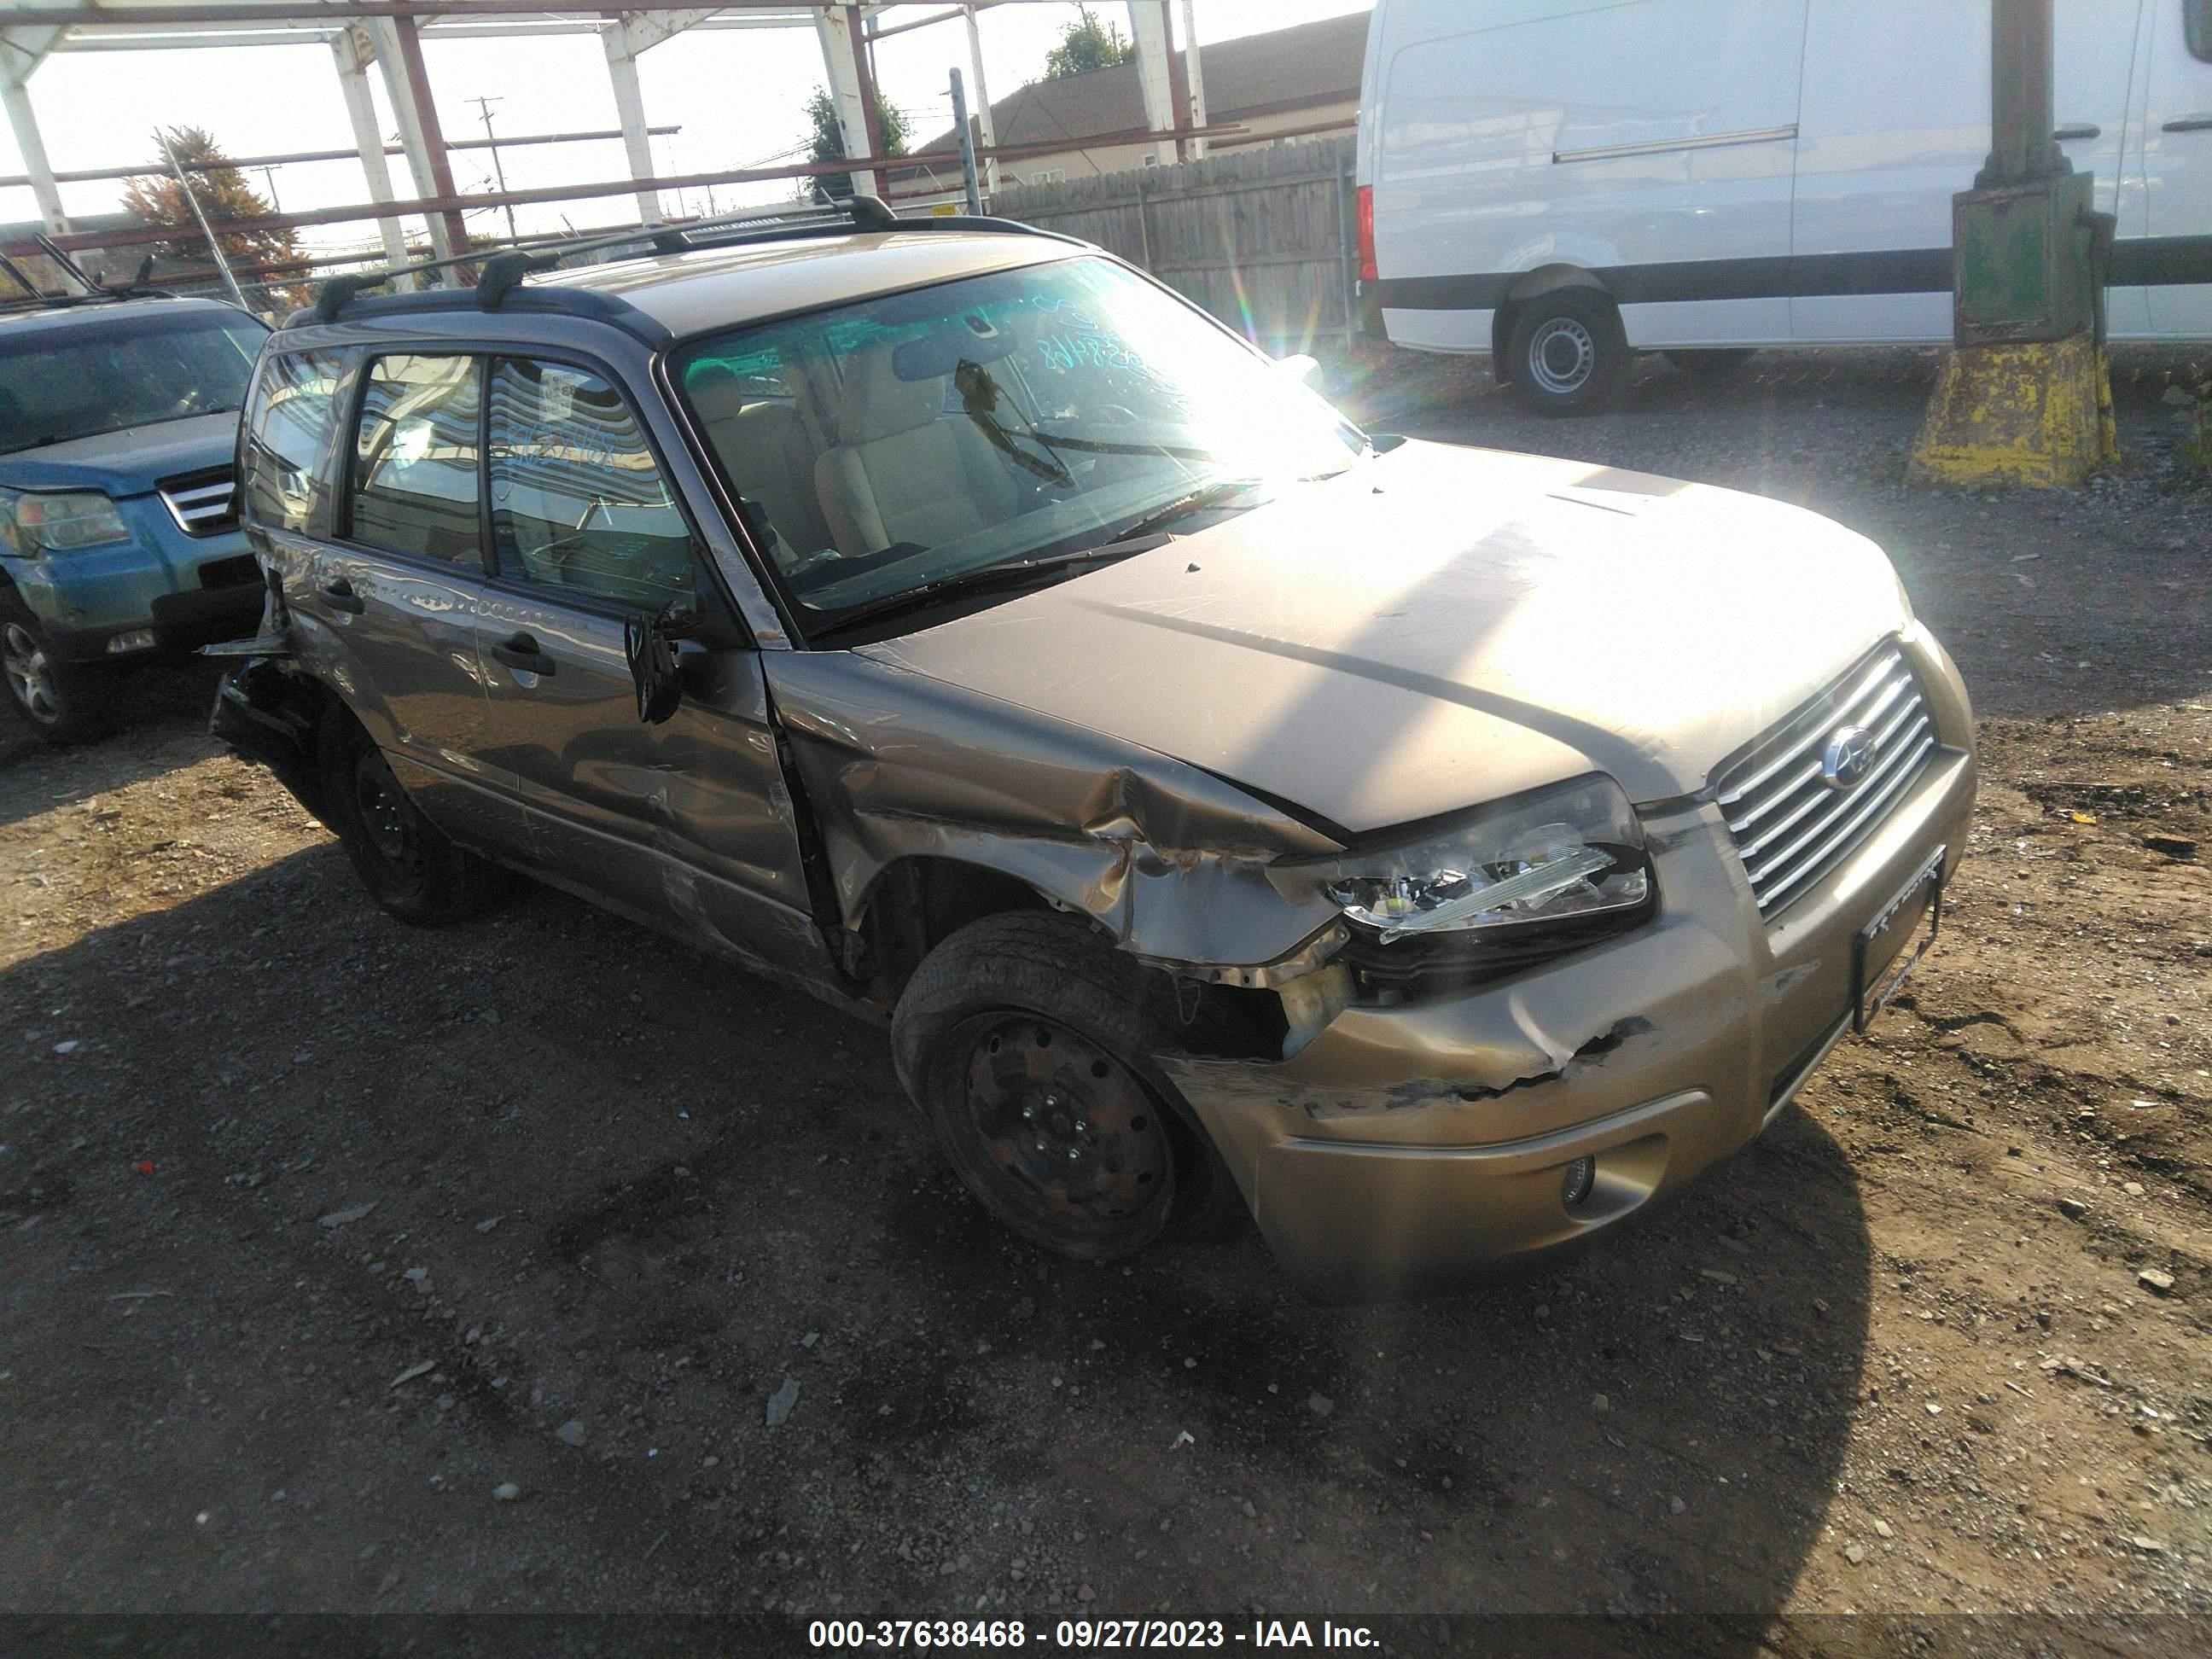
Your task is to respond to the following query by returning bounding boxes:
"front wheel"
[319,712,507,926]
[892,912,1244,1261]
[1504,289,1631,416]
[3,608,111,746]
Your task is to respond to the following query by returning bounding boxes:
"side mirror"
[624,602,693,725]
[1274,352,1321,386]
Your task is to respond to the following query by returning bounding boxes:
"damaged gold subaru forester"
[212,200,1976,1299]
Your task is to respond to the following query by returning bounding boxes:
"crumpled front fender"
[763,649,1346,974]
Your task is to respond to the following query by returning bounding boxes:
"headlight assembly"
[1272,775,1652,944]
[1,489,132,556]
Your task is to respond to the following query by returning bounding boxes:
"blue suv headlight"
[1,488,133,556]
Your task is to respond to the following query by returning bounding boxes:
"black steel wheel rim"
[352,748,423,879]
[952,1012,1172,1245]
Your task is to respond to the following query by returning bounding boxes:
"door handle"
[490,632,556,676]
[2165,115,2212,133]
[319,578,365,614]
[2053,123,2099,142]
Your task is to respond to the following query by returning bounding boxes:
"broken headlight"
[1283,776,1651,945]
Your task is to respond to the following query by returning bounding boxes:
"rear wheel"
[3,607,112,747]
[893,912,1245,1260]
[1505,289,1632,416]
[319,712,506,926]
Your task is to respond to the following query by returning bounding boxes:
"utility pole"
[1909,0,2116,487]
[472,96,519,242]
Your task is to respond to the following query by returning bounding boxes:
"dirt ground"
[2,347,2207,1643]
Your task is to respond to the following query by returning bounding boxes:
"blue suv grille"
[156,467,239,538]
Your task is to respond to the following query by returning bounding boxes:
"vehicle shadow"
[3,845,1869,1628]
[0,657,228,828]
[889,1102,1873,1629]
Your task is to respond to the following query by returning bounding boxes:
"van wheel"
[1666,348,1757,381]
[892,912,1246,1261]
[319,712,506,926]
[3,607,111,746]
[1505,290,1630,415]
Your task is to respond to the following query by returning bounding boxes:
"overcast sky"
[2,1,1372,259]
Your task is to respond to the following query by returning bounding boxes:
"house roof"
[908,11,1367,167]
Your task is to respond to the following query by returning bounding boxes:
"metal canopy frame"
[1,2,1191,296]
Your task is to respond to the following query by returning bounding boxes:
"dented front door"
[471,355,824,973]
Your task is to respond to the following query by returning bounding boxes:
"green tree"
[803,87,911,200]
[1044,5,1137,79]
[121,125,303,300]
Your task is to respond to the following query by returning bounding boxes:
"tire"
[1665,347,1757,381]
[1505,288,1631,416]
[2,605,113,746]
[891,912,1247,1261]
[318,710,506,926]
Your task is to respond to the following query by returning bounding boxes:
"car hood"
[858,439,1912,835]
[1,411,239,497]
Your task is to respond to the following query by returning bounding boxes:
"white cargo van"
[1355,0,2212,411]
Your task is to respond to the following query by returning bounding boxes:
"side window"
[349,354,483,562]
[486,358,694,609]
[241,349,344,534]
[2191,0,2211,61]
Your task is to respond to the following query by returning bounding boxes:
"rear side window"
[349,354,482,562]
[2190,0,2211,61]
[486,358,694,609]
[241,349,344,533]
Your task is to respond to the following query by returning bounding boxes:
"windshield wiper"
[810,536,1172,638]
[1108,476,1267,543]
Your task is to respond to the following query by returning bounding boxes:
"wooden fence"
[987,134,1362,358]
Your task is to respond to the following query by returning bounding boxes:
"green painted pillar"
[1910,0,2116,486]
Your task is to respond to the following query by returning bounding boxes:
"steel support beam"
[1,128,684,189]
[601,12,717,227]
[1179,0,1206,161]
[602,27,661,225]
[368,15,466,264]
[963,2,996,194]
[815,4,879,199]
[331,25,413,280]
[1125,1,1179,168]
[14,119,1249,258]
[1,28,68,239]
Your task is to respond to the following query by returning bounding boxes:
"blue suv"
[1,291,270,742]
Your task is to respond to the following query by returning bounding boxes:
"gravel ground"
[1,346,2207,1644]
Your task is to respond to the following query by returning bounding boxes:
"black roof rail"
[302,193,1053,326]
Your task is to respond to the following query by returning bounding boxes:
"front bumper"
[3,492,259,662]
[1161,629,1979,1301]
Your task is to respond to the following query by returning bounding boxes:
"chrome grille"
[156,468,238,538]
[1714,643,1938,916]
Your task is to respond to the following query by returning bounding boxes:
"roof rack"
[306,193,1049,326]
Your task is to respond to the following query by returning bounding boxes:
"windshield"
[673,254,1365,632]
[0,307,268,455]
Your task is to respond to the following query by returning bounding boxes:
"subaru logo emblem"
[1821,725,1877,791]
